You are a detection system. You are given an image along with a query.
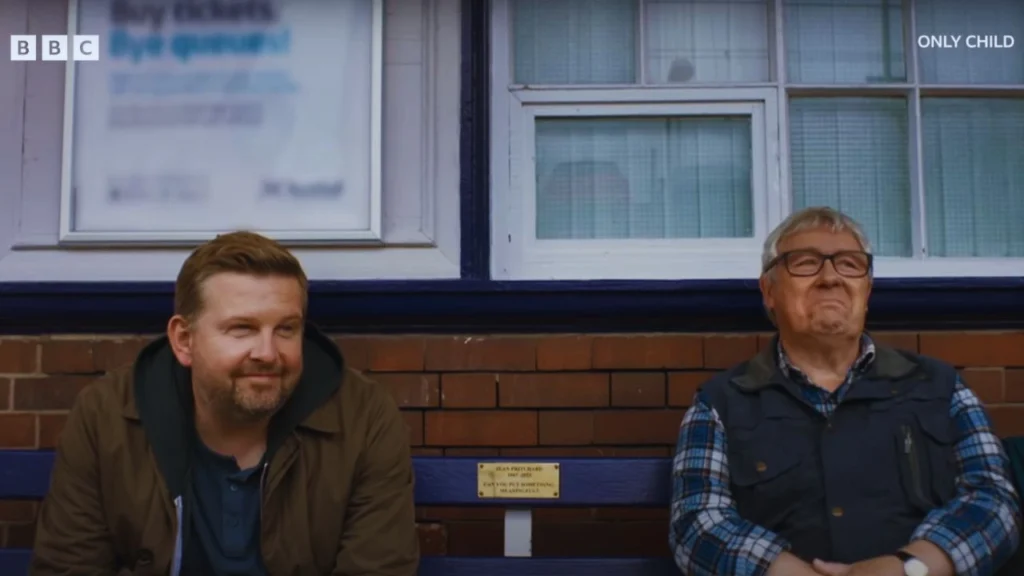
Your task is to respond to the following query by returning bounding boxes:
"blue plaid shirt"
[670,336,1020,576]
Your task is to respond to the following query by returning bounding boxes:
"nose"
[816,258,842,283]
[249,330,278,363]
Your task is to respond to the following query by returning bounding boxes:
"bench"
[0,451,677,575]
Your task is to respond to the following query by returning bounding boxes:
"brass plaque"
[477,462,560,499]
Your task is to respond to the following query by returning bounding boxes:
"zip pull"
[903,428,913,454]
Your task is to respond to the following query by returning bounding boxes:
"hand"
[813,555,905,576]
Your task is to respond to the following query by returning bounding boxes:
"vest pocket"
[896,413,958,512]
[729,441,805,527]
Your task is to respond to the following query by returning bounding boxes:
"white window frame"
[502,92,779,280]
[0,0,462,282]
[490,0,1024,280]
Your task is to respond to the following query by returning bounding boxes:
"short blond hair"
[174,231,308,320]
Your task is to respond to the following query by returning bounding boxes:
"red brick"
[440,373,496,408]
[1006,370,1024,403]
[539,411,594,445]
[366,337,426,371]
[0,501,37,523]
[536,336,592,370]
[373,373,439,408]
[13,376,94,411]
[402,411,424,446]
[920,332,1024,367]
[425,337,537,371]
[0,414,37,448]
[40,339,98,374]
[333,336,369,370]
[446,521,503,556]
[610,373,665,407]
[38,414,67,449]
[703,335,757,369]
[7,523,36,548]
[92,338,149,371]
[0,340,38,374]
[533,521,671,557]
[958,369,1004,405]
[987,406,1024,437]
[871,332,919,353]
[592,335,702,369]
[499,373,608,408]
[668,372,714,406]
[425,411,537,446]
[417,523,447,555]
[592,410,684,445]
[418,506,504,521]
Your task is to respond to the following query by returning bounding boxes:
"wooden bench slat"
[0,450,678,575]
[0,551,678,576]
[418,557,679,575]
[0,452,674,506]
[414,456,672,506]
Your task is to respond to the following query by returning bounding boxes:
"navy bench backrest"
[0,451,679,575]
[0,451,674,506]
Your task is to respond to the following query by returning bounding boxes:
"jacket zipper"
[901,425,928,504]
[259,461,269,537]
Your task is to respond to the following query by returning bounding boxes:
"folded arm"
[908,379,1021,576]
[670,392,810,576]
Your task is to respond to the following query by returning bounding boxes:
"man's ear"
[167,315,195,367]
[759,273,775,314]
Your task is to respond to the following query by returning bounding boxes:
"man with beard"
[669,207,1020,576]
[30,231,418,576]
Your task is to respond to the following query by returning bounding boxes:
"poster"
[64,0,381,242]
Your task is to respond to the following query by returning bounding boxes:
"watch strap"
[892,550,916,563]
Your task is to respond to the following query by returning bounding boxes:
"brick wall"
[0,330,1022,555]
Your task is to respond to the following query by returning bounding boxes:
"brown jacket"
[30,327,419,576]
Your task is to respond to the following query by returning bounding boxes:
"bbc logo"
[10,35,100,61]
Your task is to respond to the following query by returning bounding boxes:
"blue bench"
[0,451,677,575]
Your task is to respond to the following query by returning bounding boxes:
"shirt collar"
[777,334,876,384]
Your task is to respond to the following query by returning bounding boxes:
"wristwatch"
[893,550,929,576]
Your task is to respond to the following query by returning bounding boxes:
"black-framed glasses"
[764,249,873,278]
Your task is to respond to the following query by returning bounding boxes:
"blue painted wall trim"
[1,0,1022,335]
[458,0,490,280]
[1,278,1022,334]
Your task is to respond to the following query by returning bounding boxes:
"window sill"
[1,277,1021,334]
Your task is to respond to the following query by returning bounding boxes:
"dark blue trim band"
[1,278,1021,334]
[458,0,491,280]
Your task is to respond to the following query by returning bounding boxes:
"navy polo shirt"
[187,440,267,576]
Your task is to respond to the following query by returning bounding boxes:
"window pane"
[784,0,905,84]
[915,0,1024,85]
[535,116,754,239]
[513,0,636,85]
[922,99,1024,257]
[789,98,911,256]
[644,0,770,84]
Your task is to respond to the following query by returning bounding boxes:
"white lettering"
[966,35,1015,48]
[917,35,961,48]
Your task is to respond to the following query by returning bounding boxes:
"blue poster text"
[108,27,291,63]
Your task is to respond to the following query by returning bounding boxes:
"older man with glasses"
[669,207,1020,576]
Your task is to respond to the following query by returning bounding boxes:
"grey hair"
[761,206,873,275]
[759,207,872,326]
